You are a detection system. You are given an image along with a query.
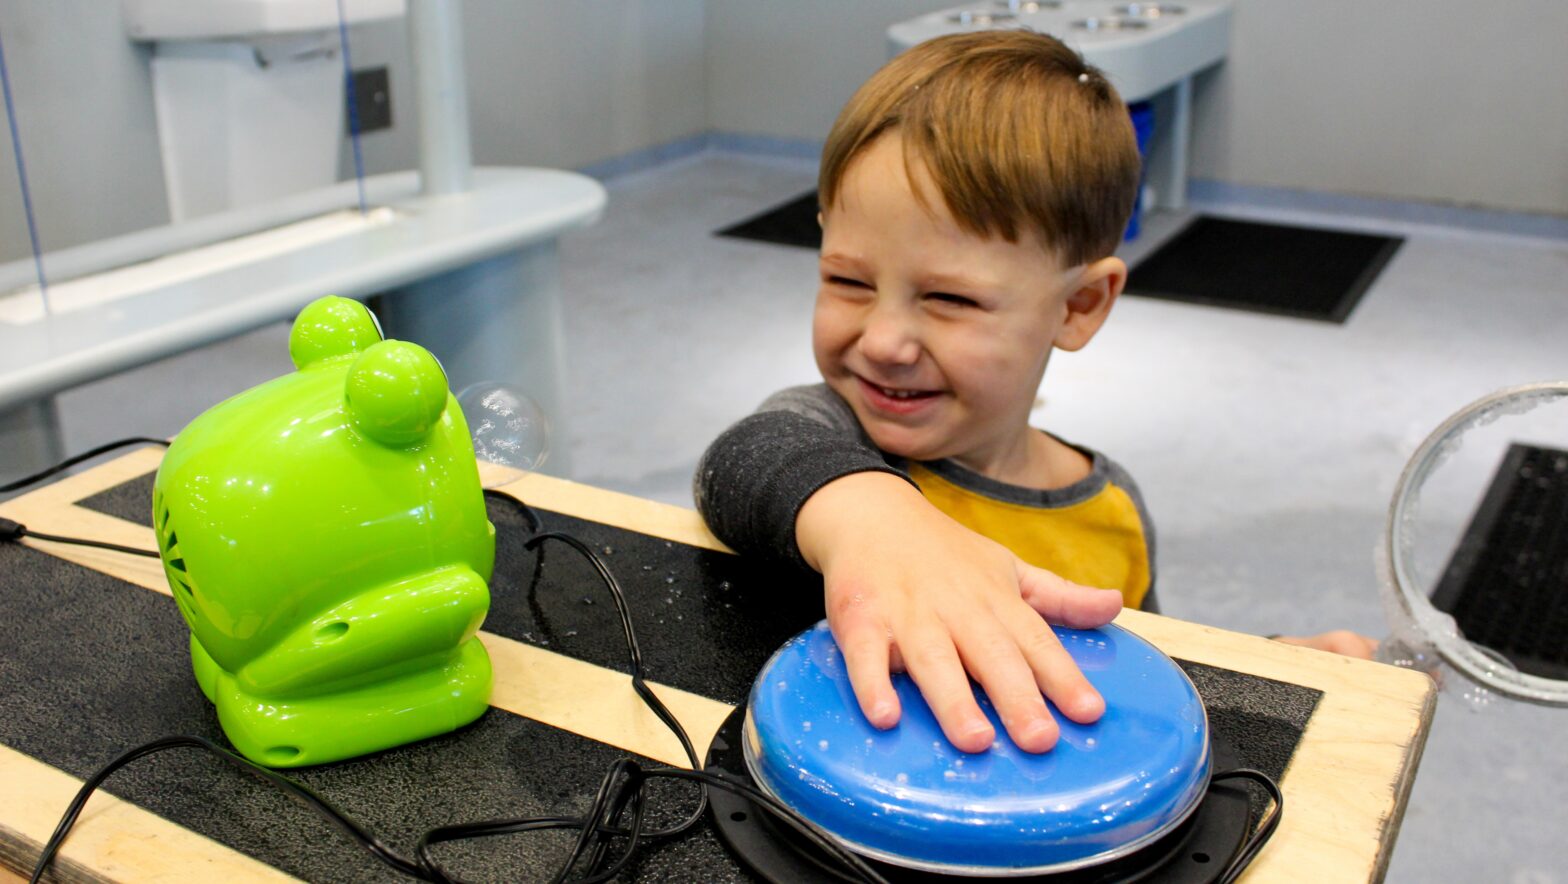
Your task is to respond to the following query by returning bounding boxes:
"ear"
[1053,257,1126,352]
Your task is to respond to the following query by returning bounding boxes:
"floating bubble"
[457,382,550,489]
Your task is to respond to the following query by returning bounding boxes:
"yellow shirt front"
[905,456,1155,611]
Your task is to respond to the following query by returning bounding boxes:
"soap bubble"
[457,382,550,489]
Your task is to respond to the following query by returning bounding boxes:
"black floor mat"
[716,191,820,249]
[1430,442,1568,680]
[1125,216,1402,323]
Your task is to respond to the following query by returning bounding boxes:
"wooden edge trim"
[1115,608,1437,883]
[490,471,731,553]
[479,632,735,767]
[1366,680,1438,882]
[0,745,294,883]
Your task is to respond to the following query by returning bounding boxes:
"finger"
[1005,607,1106,725]
[898,626,995,753]
[1016,563,1123,627]
[952,621,1060,753]
[832,619,901,729]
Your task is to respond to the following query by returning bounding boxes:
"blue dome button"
[743,620,1210,875]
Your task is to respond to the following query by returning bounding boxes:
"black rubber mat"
[1430,442,1568,680]
[1125,216,1401,323]
[0,471,1325,880]
[716,191,820,250]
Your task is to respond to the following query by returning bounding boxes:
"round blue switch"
[743,620,1210,876]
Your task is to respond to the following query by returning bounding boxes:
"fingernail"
[1020,719,1053,743]
[871,701,897,724]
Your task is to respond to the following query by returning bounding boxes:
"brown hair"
[819,30,1141,266]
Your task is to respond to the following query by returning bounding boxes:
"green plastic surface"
[153,296,495,767]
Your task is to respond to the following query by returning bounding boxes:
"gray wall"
[0,1,167,265]
[1188,0,1568,214]
[704,0,1568,217]
[704,0,957,150]
[344,1,706,178]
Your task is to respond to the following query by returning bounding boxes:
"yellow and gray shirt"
[694,384,1158,612]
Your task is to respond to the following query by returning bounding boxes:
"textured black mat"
[1125,216,1402,323]
[1430,442,1568,680]
[716,191,820,250]
[0,472,1325,880]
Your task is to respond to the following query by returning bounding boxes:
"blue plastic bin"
[1124,101,1155,241]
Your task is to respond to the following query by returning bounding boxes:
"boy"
[694,31,1352,758]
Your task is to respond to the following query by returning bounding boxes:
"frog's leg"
[203,564,492,767]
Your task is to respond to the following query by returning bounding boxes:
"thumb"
[1016,562,1123,628]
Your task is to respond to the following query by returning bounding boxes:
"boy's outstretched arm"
[796,471,1122,754]
[695,386,1121,754]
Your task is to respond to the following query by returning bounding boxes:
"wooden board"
[0,448,1435,882]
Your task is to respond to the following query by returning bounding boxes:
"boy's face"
[813,133,1083,473]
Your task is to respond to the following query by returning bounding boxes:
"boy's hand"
[797,472,1124,754]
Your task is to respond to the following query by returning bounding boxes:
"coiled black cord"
[1213,767,1284,884]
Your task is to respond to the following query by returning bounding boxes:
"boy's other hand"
[796,472,1123,754]
[1273,630,1379,659]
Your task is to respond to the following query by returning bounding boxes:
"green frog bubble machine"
[152,296,544,767]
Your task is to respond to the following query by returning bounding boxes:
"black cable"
[1212,767,1284,884]
[0,437,169,494]
[29,735,428,884]
[484,488,545,535]
[4,521,161,558]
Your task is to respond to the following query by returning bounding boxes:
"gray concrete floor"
[47,152,1568,882]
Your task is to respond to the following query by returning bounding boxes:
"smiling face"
[813,133,1088,478]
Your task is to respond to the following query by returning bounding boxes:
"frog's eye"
[289,296,385,370]
[344,341,449,447]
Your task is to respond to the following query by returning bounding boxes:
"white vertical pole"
[1163,76,1193,211]
[409,0,473,196]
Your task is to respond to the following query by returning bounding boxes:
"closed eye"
[927,292,979,308]
[827,275,869,288]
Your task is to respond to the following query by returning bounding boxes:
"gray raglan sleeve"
[1102,455,1160,614]
[693,384,914,570]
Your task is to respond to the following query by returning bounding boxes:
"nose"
[858,301,922,367]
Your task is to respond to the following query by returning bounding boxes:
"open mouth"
[857,377,941,413]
